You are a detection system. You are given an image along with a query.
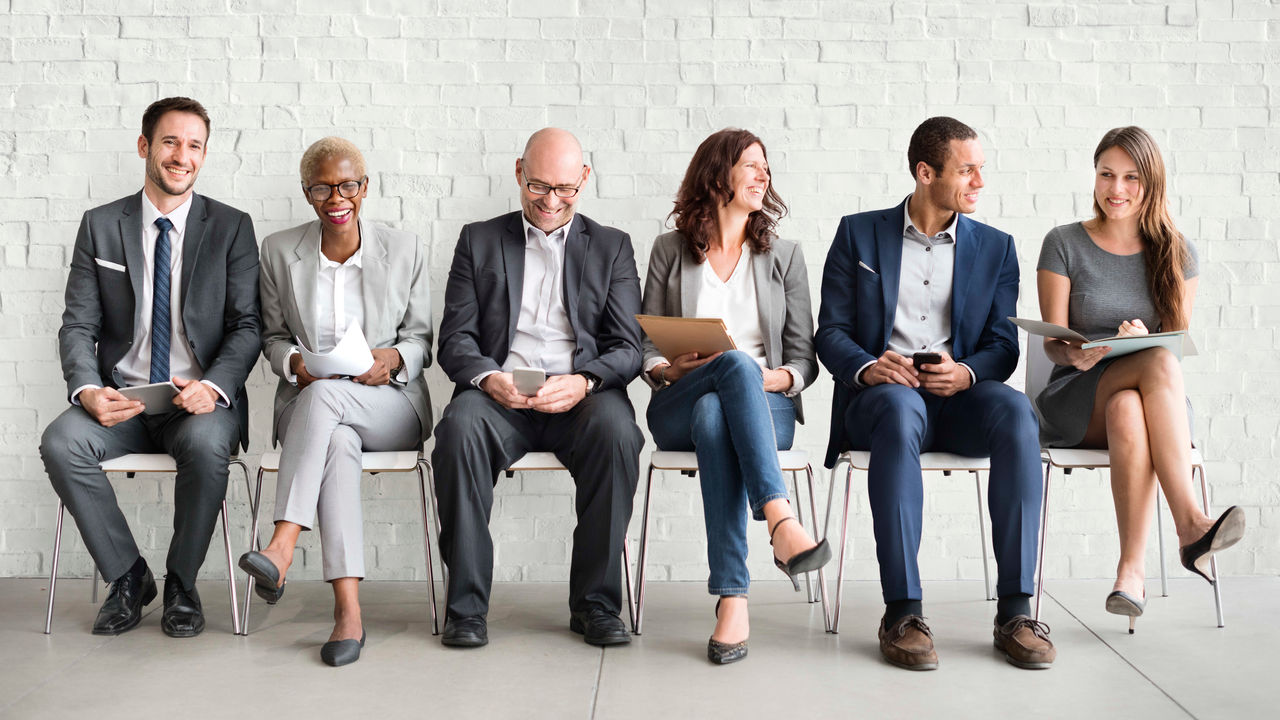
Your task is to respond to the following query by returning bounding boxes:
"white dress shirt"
[73,191,227,405]
[281,240,370,383]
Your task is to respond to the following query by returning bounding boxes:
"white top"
[281,240,369,384]
[695,246,767,366]
[74,192,227,405]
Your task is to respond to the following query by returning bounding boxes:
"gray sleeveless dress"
[1034,222,1199,447]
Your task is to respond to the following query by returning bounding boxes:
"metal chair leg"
[973,471,995,601]
[1156,491,1169,597]
[1196,464,1225,628]
[91,563,99,604]
[827,457,854,634]
[44,502,65,634]
[220,500,241,635]
[240,467,264,636]
[790,469,815,603]
[1034,462,1052,621]
[416,461,439,636]
[805,464,831,632]
[622,536,636,632]
[633,464,656,636]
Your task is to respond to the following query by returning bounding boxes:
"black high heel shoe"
[769,516,833,591]
[1105,590,1146,635]
[707,596,748,665]
[1179,506,1246,584]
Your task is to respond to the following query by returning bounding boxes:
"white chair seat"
[1043,446,1204,469]
[649,449,811,472]
[505,451,566,471]
[841,450,991,472]
[257,450,421,473]
[99,453,180,472]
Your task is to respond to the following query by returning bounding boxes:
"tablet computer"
[117,381,179,414]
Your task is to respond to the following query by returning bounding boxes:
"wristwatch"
[575,371,601,395]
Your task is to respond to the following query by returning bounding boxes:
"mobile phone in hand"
[512,367,546,396]
[912,352,943,372]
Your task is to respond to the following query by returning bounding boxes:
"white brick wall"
[2,1,1277,588]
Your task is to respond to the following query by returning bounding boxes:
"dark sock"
[883,599,923,628]
[117,555,146,583]
[996,594,1031,625]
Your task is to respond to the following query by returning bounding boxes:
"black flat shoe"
[1179,506,1246,584]
[92,566,157,636]
[570,607,631,646]
[441,616,488,648]
[161,575,205,638]
[238,551,285,604]
[320,629,366,667]
[707,596,748,665]
[1105,590,1146,634]
[769,516,833,591]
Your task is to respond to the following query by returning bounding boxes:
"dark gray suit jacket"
[437,211,642,395]
[639,230,818,423]
[57,191,262,449]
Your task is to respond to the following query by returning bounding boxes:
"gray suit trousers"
[40,404,238,587]
[274,381,421,581]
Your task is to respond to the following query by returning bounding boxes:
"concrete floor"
[1,576,1273,719]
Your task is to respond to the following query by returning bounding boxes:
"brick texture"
[1,1,1276,588]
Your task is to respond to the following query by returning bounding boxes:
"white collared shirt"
[315,242,365,353]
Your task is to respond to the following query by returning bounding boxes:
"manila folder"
[635,315,737,360]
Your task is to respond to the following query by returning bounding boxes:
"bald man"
[433,128,643,648]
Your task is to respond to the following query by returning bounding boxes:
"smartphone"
[512,367,546,396]
[912,352,943,372]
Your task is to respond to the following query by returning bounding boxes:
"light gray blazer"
[640,230,818,423]
[259,218,433,444]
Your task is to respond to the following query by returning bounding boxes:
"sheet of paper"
[1008,317,1088,342]
[297,324,375,377]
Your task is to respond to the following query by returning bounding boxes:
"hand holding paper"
[296,324,376,378]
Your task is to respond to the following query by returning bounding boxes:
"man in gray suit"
[433,128,644,648]
[39,97,260,638]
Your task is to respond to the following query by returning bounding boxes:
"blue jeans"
[647,351,796,595]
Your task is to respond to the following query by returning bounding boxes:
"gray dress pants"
[274,380,421,581]
[40,404,238,588]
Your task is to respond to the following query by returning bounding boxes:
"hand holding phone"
[912,352,943,372]
[512,367,547,396]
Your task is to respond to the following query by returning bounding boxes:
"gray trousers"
[274,381,421,581]
[39,404,239,587]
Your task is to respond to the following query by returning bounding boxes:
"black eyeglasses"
[304,177,367,202]
[522,169,583,199]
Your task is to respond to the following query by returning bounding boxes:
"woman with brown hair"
[641,128,830,664]
[1035,126,1243,631]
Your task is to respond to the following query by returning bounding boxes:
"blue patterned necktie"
[150,216,173,383]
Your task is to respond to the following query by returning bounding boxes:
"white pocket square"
[857,260,878,274]
[94,258,126,272]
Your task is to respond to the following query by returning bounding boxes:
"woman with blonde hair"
[1035,126,1243,631]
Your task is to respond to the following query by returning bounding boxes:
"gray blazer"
[57,191,261,449]
[259,218,433,444]
[640,230,818,423]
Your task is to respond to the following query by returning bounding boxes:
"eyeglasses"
[304,177,367,202]
[522,169,583,199]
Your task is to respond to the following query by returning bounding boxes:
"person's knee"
[690,394,728,445]
[326,424,361,462]
[1141,347,1181,387]
[295,380,346,416]
[40,411,99,478]
[579,400,642,455]
[170,415,235,467]
[1105,390,1145,443]
[864,388,927,443]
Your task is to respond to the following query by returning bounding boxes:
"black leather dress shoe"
[161,575,205,638]
[441,616,488,647]
[570,607,631,647]
[92,566,157,635]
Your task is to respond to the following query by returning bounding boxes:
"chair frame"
[823,450,995,634]
[631,450,828,636]
[44,453,248,635]
[240,451,439,636]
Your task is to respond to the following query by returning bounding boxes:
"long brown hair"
[669,128,787,262]
[1092,126,1191,330]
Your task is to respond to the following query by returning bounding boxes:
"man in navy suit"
[815,117,1052,671]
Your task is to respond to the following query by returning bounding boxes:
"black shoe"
[1179,506,1246,584]
[769,516,833,591]
[161,575,205,638]
[320,629,366,667]
[92,566,157,635]
[570,607,631,647]
[441,616,488,648]
[238,551,285,604]
[707,596,748,665]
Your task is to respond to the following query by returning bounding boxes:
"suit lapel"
[679,242,699,318]
[119,192,145,327]
[358,217,387,343]
[876,203,905,344]
[180,194,207,307]
[287,222,321,351]
[501,213,525,344]
[951,214,976,352]
[562,215,586,331]
[751,248,774,358]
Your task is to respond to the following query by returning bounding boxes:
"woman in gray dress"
[1035,126,1243,631]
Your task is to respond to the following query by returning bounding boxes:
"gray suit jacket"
[259,218,433,444]
[640,230,817,423]
[437,211,642,394]
[57,191,261,449]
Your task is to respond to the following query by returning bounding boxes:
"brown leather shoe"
[878,615,938,671]
[993,615,1056,669]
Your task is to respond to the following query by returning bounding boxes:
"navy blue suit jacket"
[814,198,1021,467]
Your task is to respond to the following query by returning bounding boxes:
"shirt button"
[923,280,929,285]
[921,316,926,321]
[926,246,932,252]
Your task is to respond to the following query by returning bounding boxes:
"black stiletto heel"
[1178,506,1246,584]
[769,516,832,591]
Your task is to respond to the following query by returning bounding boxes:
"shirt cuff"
[471,370,500,389]
[200,380,231,407]
[71,384,102,405]
[642,356,670,375]
[852,360,877,388]
[282,348,300,385]
[958,362,976,387]
[780,365,806,397]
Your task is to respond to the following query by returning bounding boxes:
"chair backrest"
[1024,336,1055,426]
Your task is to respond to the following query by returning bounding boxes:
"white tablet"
[117,381,179,414]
